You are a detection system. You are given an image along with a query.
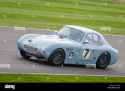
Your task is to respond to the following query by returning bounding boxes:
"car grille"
[24,44,37,54]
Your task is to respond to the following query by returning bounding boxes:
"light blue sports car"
[17,25,118,69]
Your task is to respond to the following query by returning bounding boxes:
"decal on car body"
[66,48,74,58]
[82,49,92,60]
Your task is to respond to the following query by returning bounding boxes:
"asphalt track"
[0,26,125,76]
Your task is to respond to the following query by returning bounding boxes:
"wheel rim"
[53,52,64,65]
[99,55,108,67]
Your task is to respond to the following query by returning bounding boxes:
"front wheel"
[48,49,65,66]
[96,52,111,69]
[20,50,30,59]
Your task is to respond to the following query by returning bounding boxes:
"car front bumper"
[19,44,47,59]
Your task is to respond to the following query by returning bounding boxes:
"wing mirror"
[57,32,64,38]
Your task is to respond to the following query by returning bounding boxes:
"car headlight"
[40,48,48,56]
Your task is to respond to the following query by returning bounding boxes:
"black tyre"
[48,48,65,66]
[96,52,111,69]
[20,50,30,59]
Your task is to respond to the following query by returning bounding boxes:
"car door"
[81,33,101,64]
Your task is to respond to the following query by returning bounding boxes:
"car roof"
[65,25,102,36]
[64,25,109,45]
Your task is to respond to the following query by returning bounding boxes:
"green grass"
[0,74,125,83]
[0,0,125,34]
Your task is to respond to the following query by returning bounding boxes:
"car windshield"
[58,26,84,42]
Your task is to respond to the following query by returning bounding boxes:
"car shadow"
[15,56,124,76]
[18,57,102,69]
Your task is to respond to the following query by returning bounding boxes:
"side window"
[83,33,102,45]
[92,33,102,45]
[84,33,93,44]
[93,34,99,42]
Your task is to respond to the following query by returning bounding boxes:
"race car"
[17,25,118,69]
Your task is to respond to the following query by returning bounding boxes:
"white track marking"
[0,64,10,69]
[14,26,26,31]
[3,40,7,43]
[32,64,36,68]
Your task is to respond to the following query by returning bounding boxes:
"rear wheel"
[96,52,111,69]
[20,50,30,59]
[48,49,65,66]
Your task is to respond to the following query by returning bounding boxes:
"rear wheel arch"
[96,51,111,69]
[104,51,111,61]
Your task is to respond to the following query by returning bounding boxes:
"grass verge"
[0,0,125,34]
[0,74,125,83]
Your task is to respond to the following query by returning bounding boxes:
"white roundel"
[82,49,92,60]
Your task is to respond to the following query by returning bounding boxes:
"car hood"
[25,34,79,49]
